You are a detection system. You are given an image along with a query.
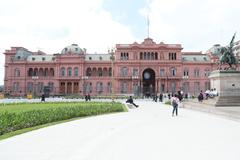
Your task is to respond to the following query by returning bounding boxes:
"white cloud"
[0,0,136,85]
[140,0,240,51]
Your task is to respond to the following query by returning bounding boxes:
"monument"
[209,33,240,106]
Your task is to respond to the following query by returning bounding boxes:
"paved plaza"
[0,100,240,160]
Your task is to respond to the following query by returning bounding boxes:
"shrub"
[0,102,125,135]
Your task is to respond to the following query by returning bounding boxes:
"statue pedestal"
[209,70,240,106]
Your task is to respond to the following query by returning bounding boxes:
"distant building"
[3,37,237,97]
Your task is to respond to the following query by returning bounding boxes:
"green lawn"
[0,102,127,139]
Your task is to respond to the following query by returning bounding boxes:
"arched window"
[98,68,103,77]
[33,68,38,76]
[14,68,20,77]
[151,52,154,60]
[49,68,54,77]
[28,68,33,76]
[60,67,65,76]
[74,67,79,76]
[68,67,72,76]
[147,52,150,60]
[86,67,91,76]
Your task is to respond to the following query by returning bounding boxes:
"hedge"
[0,102,125,135]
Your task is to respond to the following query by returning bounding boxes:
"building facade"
[4,37,232,97]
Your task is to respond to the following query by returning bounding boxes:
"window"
[183,69,189,76]
[15,68,20,77]
[13,82,19,92]
[17,56,21,60]
[171,82,176,93]
[98,68,103,77]
[204,68,210,77]
[121,67,128,77]
[42,57,45,61]
[74,67,79,76]
[86,68,91,76]
[96,82,103,93]
[89,57,92,60]
[75,48,78,51]
[160,69,165,77]
[194,69,200,77]
[68,68,72,76]
[37,82,44,93]
[140,52,143,60]
[52,57,55,61]
[120,52,129,60]
[121,82,128,93]
[194,82,200,94]
[99,56,102,60]
[32,57,35,61]
[133,69,139,76]
[171,67,177,76]
[169,52,177,60]
[107,82,112,93]
[27,82,33,93]
[60,67,65,76]
[28,68,33,76]
[48,82,54,92]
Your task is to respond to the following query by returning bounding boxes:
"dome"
[61,44,84,54]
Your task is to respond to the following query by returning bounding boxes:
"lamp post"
[109,48,115,102]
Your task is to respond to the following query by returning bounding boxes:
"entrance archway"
[142,68,155,97]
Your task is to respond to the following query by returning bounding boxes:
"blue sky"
[0,0,240,85]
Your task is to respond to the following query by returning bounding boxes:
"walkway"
[0,100,240,160]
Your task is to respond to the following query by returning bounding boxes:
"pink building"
[3,37,227,97]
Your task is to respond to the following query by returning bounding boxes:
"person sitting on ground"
[126,96,139,108]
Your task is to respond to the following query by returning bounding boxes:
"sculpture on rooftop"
[218,33,238,70]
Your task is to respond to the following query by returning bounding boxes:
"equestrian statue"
[218,33,238,70]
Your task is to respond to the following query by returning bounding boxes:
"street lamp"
[109,48,115,102]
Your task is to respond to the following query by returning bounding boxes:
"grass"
[0,102,127,139]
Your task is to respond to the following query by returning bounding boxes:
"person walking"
[126,96,139,108]
[171,94,179,116]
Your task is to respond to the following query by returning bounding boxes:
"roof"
[85,54,111,61]
[27,55,56,62]
[182,55,210,62]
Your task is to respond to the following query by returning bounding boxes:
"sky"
[0,0,240,85]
